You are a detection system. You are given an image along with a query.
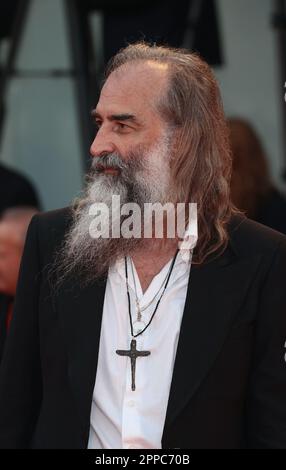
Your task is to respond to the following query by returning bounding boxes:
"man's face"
[55,62,176,284]
[90,61,170,167]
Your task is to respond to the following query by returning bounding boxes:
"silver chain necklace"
[129,255,178,335]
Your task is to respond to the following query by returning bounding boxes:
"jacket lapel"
[56,213,262,446]
[56,275,107,444]
[162,245,262,437]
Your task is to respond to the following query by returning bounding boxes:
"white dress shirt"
[87,246,194,449]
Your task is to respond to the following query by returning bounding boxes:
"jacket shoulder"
[30,206,73,262]
[229,214,286,258]
[36,206,73,232]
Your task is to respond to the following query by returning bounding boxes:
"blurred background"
[0,0,285,214]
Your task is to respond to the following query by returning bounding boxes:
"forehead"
[96,61,169,118]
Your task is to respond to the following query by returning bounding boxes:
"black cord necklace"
[116,249,179,391]
[126,249,179,338]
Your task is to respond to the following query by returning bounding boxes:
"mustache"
[91,153,128,174]
[90,149,148,178]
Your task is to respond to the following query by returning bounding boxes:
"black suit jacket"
[0,207,286,449]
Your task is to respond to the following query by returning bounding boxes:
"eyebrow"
[91,110,141,125]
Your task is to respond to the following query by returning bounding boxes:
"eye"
[115,122,130,131]
[94,120,102,129]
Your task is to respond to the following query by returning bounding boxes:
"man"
[0,209,38,363]
[0,42,286,449]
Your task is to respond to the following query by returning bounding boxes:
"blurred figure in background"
[0,162,40,217]
[0,208,38,363]
[228,118,286,235]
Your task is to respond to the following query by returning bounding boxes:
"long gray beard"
[54,135,173,288]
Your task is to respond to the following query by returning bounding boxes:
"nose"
[90,130,116,158]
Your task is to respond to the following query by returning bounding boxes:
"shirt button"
[127,400,135,407]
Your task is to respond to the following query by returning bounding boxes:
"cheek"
[0,254,21,276]
[0,262,10,284]
[0,258,7,275]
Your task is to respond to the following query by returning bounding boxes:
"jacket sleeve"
[246,238,286,448]
[0,215,42,449]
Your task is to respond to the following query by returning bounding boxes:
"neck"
[131,238,178,293]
